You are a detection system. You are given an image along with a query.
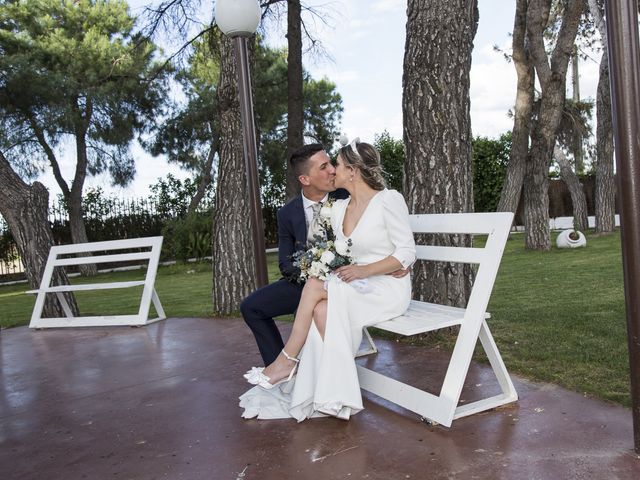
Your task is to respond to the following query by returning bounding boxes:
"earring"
[350,176,353,182]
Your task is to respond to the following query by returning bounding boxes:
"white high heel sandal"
[244,349,299,389]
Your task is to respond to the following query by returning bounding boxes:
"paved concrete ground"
[1,317,639,479]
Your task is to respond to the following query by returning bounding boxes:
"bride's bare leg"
[313,300,328,339]
[261,278,327,383]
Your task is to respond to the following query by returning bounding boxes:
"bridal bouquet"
[292,237,354,282]
[291,199,352,281]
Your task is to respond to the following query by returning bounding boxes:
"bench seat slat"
[373,300,490,336]
[26,280,146,293]
[54,252,152,266]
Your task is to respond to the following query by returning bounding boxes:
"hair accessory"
[336,134,361,158]
[349,137,360,157]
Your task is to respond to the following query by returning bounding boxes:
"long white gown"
[239,189,416,421]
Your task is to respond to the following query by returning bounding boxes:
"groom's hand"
[387,267,411,278]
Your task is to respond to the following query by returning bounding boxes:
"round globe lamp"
[215,0,261,37]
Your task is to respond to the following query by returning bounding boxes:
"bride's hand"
[335,265,368,283]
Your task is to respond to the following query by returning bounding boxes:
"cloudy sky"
[34,0,601,198]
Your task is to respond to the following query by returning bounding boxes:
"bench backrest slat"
[54,251,154,267]
[415,245,486,264]
[50,237,163,255]
[410,212,513,235]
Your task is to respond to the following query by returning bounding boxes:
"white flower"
[320,250,335,264]
[334,239,349,256]
[309,261,323,278]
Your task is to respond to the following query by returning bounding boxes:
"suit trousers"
[240,279,304,365]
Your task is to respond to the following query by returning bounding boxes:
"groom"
[240,144,349,366]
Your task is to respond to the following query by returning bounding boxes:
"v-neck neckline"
[341,189,385,238]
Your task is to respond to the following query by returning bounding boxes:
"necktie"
[307,202,324,244]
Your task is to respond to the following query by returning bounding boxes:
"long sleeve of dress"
[382,190,416,269]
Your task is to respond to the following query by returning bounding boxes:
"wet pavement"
[1,317,639,479]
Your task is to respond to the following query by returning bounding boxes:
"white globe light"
[215,0,261,37]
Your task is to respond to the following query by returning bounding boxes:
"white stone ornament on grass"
[556,229,587,248]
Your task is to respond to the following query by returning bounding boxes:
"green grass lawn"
[0,234,632,407]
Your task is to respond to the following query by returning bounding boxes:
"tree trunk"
[70,100,97,276]
[555,145,588,232]
[571,46,584,175]
[523,0,583,250]
[587,0,615,234]
[67,190,97,276]
[403,0,478,307]
[498,0,534,214]
[595,52,616,233]
[187,132,218,215]
[212,35,257,315]
[0,151,79,318]
[286,0,304,200]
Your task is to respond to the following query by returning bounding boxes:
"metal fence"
[0,243,22,277]
[0,195,199,280]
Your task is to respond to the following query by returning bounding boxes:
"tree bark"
[523,0,583,250]
[594,49,616,233]
[571,46,584,175]
[403,0,478,307]
[70,98,98,276]
[555,145,588,232]
[587,0,616,233]
[286,0,304,200]
[497,0,535,214]
[187,132,218,215]
[212,35,258,315]
[0,150,79,318]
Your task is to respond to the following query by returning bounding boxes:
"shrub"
[161,213,212,262]
[472,132,511,212]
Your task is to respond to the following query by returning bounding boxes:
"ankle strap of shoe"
[282,349,299,363]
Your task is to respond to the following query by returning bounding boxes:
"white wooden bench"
[27,237,166,328]
[357,212,517,427]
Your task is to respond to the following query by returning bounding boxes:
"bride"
[240,139,416,421]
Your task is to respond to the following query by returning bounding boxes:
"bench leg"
[355,327,378,358]
[453,320,518,420]
[55,292,75,318]
[144,288,166,324]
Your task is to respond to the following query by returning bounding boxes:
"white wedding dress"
[239,189,416,421]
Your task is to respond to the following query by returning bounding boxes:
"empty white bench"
[357,212,517,427]
[28,237,166,328]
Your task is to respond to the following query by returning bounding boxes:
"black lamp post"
[215,0,268,287]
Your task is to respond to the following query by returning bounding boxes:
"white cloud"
[314,67,361,83]
[470,44,517,136]
[371,0,406,13]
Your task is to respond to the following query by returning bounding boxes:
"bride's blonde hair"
[338,141,386,191]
